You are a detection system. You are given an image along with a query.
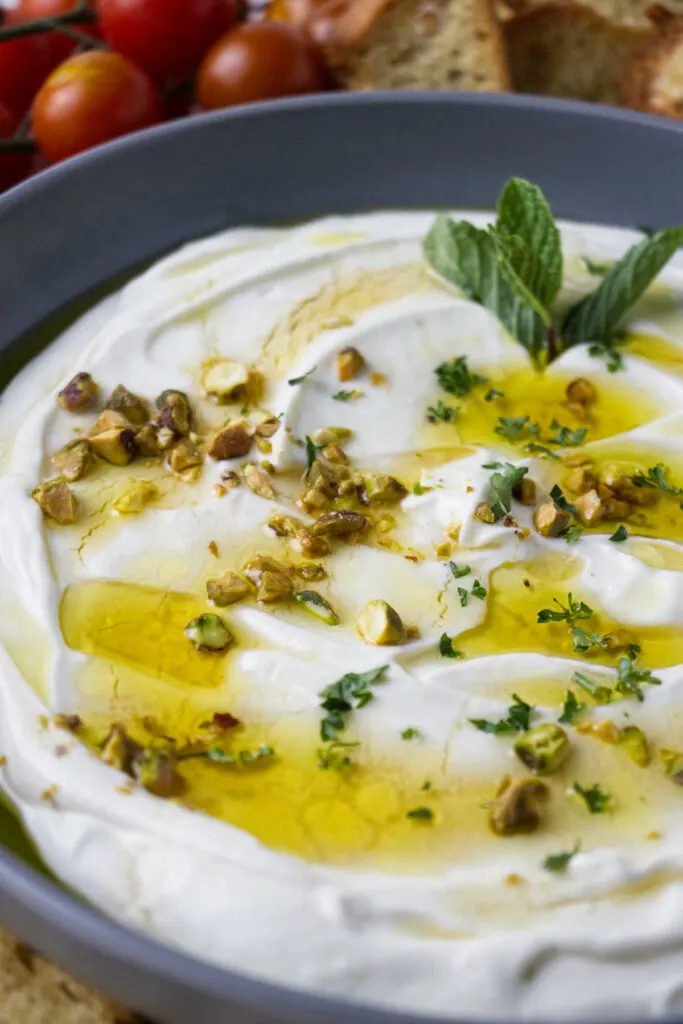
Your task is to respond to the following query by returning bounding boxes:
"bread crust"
[619,15,683,116]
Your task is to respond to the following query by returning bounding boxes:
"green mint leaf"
[423,216,547,358]
[490,232,553,326]
[563,226,683,347]
[558,689,584,724]
[496,177,563,309]
[288,368,315,385]
[572,671,613,704]
[435,355,486,397]
[439,633,463,659]
[401,727,422,740]
[427,399,457,423]
[449,561,471,579]
[573,782,611,814]
[589,342,624,373]
[543,841,581,873]
[407,806,434,821]
[610,524,628,542]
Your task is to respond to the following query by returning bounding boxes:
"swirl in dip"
[3,206,683,1019]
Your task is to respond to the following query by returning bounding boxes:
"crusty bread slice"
[620,14,683,115]
[497,0,683,26]
[504,2,654,102]
[270,0,511,91]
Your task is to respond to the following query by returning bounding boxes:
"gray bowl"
[1,92,682,1024]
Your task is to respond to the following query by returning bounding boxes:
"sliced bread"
[620,14,683,116]
[270,0,511,91]
[504,2,654,102]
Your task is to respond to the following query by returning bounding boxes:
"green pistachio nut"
[185,613,234,652]
[294,590,340,625]
[514,723,570,775]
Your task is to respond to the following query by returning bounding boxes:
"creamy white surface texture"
[3,212,683,1019]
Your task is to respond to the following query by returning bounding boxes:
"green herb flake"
[305,435,324,473]
[558,689,585,725]
[484,388,504,401]
[319,665,389,742]
[589,342,624,373]
[471,580,487,600]
[550,484,579,517]
[288,368,315,386]
[449,561,471,579]
[563,524,584,544]
[458,586,469,608]
[609,524,629,543]
[523,442,561,461]
[488,463,530,520]
[573,782,611,814]
[439,633,463,659]
[572,671,613,704]
[182,744,275,767]
[421,780,432,791]
[333,389,363,402]
[427,399,457,423]
[407,806,434,821]
[435,355,486,397]
[631,463,683,497]
[470,693,534,735]
[401,727,422,741]
[317,741,359,771]
[615,655,661,702]
[543,841,581,873]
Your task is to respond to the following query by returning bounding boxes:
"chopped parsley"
[401,727,422,740]
[481,461,503,469]
[523,442,561,460]
[631,463,683,500]
[563,524,584,544]
[305,435,324,473]
[458,586,469,607]
[288,368,315,385]
[439,633,463,659]
[333,389,363,401]
[435,355,486,397]
[317,741,359,770]
[615,655,661,702]
[427,399,457,423]
[549,484,578,517]
[558,689,585,724]
[471,580,487,600]
[494,416,586,448]
[449,561,471,579]
[494,415,536,443]
[572,671,613,704]
[421,779,432,791]
[550,421,587,447]
[319,665,389,742]
[488,462,530,520]
[543,841,581,873]
[470,693,534,734]
[589,342,624,373]
[538,595,609,655]
[609,524,629,542]
[407,806,434,821]
[484,388,504,401]
[573,782,611,814]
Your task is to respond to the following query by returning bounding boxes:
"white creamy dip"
[2,211,683,1019]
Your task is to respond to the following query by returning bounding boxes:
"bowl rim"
[1,89,682,1024]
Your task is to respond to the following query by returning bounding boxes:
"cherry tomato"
[0,35,54,117]
[10,0,100,67]
[197,22,325,110]
[98,0,235,82]
[33,51,162,164]
[0,101,31,192]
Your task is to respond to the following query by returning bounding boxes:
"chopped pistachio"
[533,501,571,537]
[113,480,159,514]
[206,571,252,607]
[202,359,249,400]
[661,748,683,785]
[363,474,408,505]
[256,570,293,603]
[512,477,537,506]
[250,410,280,438]
[207,419,253,460]
[184,613,234,652]
[295,590,339,625]
[489,776,549,836]
[310,426,353,447]
[90,425,138,466]
[514,723,570,775]
[156,426,176,451]
[337,346,365,382]
[620,725,650,767]
[132,748,185,798]
[243,554,289,581]
[357,599,404,645]
[58,372,99,413]
[311,510,368,537]
[322,443,349,465]
[244,462,276,499]
[255,437,272,454]
[101,723,139,773]
[295,563,327,581]
[576,720,622,744]
[168,438,203,475]
[135,423,161,457]
[474,501,496,524]
[32,478,77,524]
[267,512,303,537]
[565,465,598,495]
[157,390,192,436]
[296,527,331,557]
[51,438,93,482]
[105,384,149,426]
[221,469,241,490]
[600,463,656,506]
[566,378,596,405]
[574,489,604,526]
